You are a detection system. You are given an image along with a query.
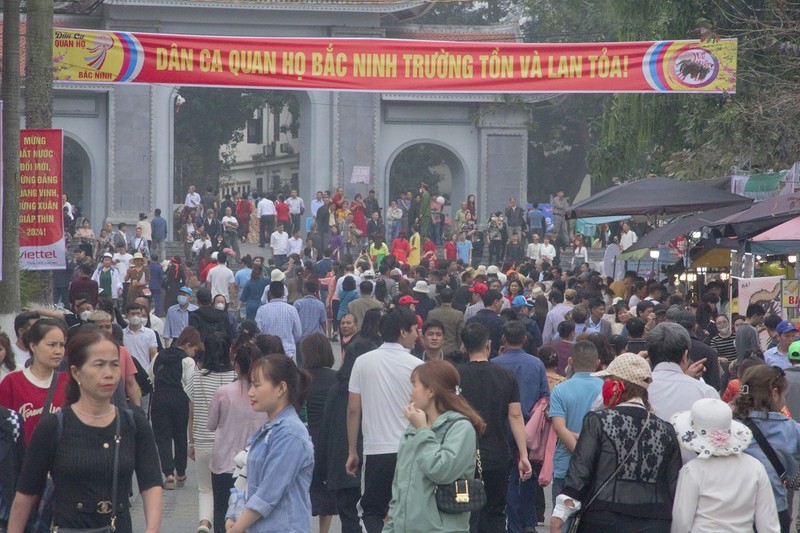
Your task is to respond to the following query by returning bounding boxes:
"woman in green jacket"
[384,360,486,533]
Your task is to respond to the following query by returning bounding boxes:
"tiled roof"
[385,23,521,43]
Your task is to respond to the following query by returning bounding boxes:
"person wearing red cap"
[464,282,488,320]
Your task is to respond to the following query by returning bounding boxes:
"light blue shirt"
[235,267,252,289]
[744,411,800,512]
[549,372,603,478]
[456,240,472,263]
[245,406,313,532]
[255,300,302,357]
[764,346,792,370]
[163,303,198,339]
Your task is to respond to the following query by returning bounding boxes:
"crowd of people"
[0,183,796,533]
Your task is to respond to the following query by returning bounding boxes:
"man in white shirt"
[287,229,303,257]
[62,194,75,221]
[286,189,305,236]
[113,244,133,281]
[184,185,201,210]
[220,206,240,257]
[206,250,236,304]
[270,223,290,268]
[619,221,638,251]
[257,194,276,247]
[310,190,325,217]
[122,302,158,370]
[346,307,423,533]
[647,322,719,462]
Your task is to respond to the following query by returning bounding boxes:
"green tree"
[173,88,297,199]
[388,144,448,200]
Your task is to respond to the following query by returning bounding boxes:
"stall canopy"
[716,193,800,239]
[566,176,753,219]
[619,203,748,260]
[749,215,800,255]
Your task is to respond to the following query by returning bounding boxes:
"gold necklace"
[73,406,115,419]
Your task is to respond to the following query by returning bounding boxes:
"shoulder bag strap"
[741,417,787,483]
[583,410,650,511]
[439,417,483,482]
[110,407,122,531]
[43,371,60,415]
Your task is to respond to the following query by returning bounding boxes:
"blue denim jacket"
[245,405,314,532]
[744,411,800,512]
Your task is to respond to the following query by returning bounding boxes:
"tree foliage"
[173,88,297,200]
[388,143,448,201]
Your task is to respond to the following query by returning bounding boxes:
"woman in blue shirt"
[337,276,359,322]
[226,354,314,533]
[240,265,270,320]
[732,364,800,532]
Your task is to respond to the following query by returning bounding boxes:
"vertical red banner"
[19,129,65,270]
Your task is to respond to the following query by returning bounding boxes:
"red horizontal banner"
[54,29,737,93]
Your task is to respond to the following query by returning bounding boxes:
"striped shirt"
[710,334,737,361]
[186,369,237,451]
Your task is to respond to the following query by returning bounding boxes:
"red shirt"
[275,202,290,222]
[0,370,70,443]
[444,241,457,261]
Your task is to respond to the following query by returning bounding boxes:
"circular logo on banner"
[671,47,719,88]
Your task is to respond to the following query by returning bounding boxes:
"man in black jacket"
[188,287,233,341]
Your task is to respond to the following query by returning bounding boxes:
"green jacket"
[420,191,431,218]
[383,411,477,533]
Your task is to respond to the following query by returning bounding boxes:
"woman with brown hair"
[224,355,313,533]
[732,364,800,531]
[550,353,681,533]
[383,360,486,533]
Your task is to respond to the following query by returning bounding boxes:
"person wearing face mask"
[711,314,737,390]
[148,326,203,490]
[213,294,238,336]
[164,287,198,347]
[550,353,682,533]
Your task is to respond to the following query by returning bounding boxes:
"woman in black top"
[301,333,339,533]
[150,326,203,490]
[8,326,162,533]
[316,331,370,533]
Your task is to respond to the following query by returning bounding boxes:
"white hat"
[476,265,487,275]
[412,280,430,294]
[132,252,144,261]
[670,398,752,458]
[362,270,375,278]
[102,252,113,259]
[270,269,285,282]
[210,251,219,261]
[592,352,652,389]
[390,268,403,276]
[486,265,500,275]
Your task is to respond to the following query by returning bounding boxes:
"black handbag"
[567,410,650,533]
[434,419,487,514]
[51,408,122,533]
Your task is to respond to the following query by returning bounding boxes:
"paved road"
[132,240,558,531]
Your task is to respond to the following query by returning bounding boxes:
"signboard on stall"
[19,129,66,270]
[734,276,783,318]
